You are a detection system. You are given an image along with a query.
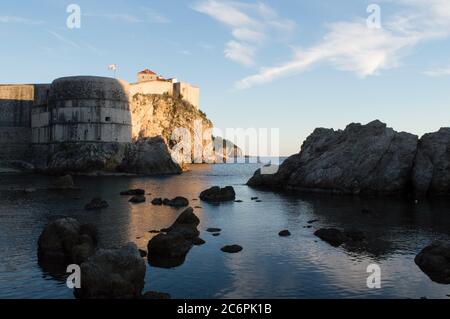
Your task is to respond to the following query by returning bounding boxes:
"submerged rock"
[75,243,146,299]
[415,241,450,284]
[84,198,109,211]
[120,189,145,196]
[314,228,347,247]
[200,186,236,202]
[221,245,243,253]
[248,120,418,195]
[147,207,201,268]
[314,228,367,248]
[38,218,97,265]
[52,175,75,189]
[413,129,450,196]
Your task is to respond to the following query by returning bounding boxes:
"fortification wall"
[173,82,200,109]
[129,81,173,96]
[32,77,132,144]
[0,85,37,160]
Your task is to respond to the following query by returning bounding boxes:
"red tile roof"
[138,69,157,75]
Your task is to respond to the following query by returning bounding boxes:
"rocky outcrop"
[162,197,189,207]
[412,128,450,196]
[221,245,243,253]
[51,175,75,189]
[75,243,146,299]
[248,121,419,195]
[200,186,236,202]
[415,242,450,284]
[118,137,182,175]
[42,143,126,175]
[120,189,145,196]
[147,207,200,268]
[38,218,97,265]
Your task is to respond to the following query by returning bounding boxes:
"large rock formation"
[37,218,98,265]
[75,243,146,299]
[412,128,450,196]
[117,137,182,175]
[248,120,419,195]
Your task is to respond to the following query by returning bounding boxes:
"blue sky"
[1,0,450,155]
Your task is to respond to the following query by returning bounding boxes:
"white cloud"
[225,41,256,66]
[193,0,295,66]
[236,0,450,89]
[424,67,450,77]
[0,16,44,25]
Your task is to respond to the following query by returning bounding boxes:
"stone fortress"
[0,69,203,173]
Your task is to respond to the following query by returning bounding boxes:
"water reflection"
[1,165,450,298]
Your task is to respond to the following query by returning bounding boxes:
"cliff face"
[130,93,241,164]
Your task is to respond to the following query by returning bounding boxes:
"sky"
[1,0,450,156]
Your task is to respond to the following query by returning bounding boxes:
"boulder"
[415,241,450,284]
[412,128,450,196]
[84,198,109,211]
[248,120,418,195]
[52,175,75,189]
[75,243,146,299]
[118,137,182,175]
[163,196,189,207]
[37,218,97,264]
[279,230,291,237]
[129,195,146,203]
[147,207,201,268]
[200,186,236,202]
[120,189,145,196]
[221,245,243,253]
[151,198,163,205]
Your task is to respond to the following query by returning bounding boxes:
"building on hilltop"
[130,69,200,109]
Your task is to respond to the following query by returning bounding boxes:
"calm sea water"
[1,163,450,299]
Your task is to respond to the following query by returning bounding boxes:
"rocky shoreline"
[248,120,450,197]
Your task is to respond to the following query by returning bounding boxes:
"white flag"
[108,64,116,71]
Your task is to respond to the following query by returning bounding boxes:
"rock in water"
[314,228,347,247]
[200,186,236,202]
[118,137,182,175]
[221,245,243,253]
[163,196,189,207]
[52,175,75,189]
[84,198,109,211]
[248,120,418,195]
[38,218,97,264]
[151,198,163,205]
[413,128,450,196]
[129,195,146,203]
[279,230,291,237]
[415,242,450,284]
[147,207,201,268]
[120,189,145,196]
[75,243,146,299]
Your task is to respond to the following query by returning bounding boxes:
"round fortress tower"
[32,76,132,143]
